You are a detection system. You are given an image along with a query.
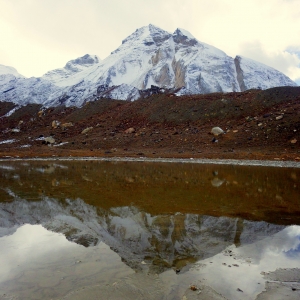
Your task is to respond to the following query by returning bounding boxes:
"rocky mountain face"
[0,25,297,107]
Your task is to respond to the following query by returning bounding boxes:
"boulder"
[211,178,225,187]
[125,127,135,134]
[81,127,93,134]
[44,136,55,144]
[211,127,224,136]
[61,122,73,130]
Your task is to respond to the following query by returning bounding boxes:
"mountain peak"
[172,28,197,46]
[121,25,171,47]
[173,28,195,40]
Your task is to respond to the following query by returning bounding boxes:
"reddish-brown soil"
[0,86,299,160]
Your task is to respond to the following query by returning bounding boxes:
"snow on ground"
[0,139,16,145]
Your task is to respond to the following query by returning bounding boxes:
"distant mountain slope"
[0,25,297,107]
[42,54,100,86]
[234,56,296,91]
[0,64,25,78]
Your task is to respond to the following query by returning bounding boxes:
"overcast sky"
[1,0,300,84]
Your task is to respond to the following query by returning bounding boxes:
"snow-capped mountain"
[0,24,297,107]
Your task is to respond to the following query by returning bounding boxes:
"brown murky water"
[0,160,300,299]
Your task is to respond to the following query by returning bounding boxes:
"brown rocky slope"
[0,86,299,160]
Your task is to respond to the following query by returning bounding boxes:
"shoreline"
[1,156,300,168]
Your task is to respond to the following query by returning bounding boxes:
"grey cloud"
[1,0,300,79]
[239,41,300,79]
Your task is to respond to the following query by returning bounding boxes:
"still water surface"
[0,160,300,299]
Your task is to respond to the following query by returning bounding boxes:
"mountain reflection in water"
[0,160,299,272]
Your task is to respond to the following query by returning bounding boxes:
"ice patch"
[53,142,69,147]
[0,139,16,145]
[1,106,20,118]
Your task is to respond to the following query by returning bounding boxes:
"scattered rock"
[11,128,20,133]
[81,127,93,134]
[291,139,297,144]
[190,285,198,291]
[125,127,135,134]
[276,115,283,120]
[211,127,224,136]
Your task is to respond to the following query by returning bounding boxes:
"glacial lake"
[0,160,300,299]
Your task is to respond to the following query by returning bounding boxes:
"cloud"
[238,41,300,81]
[0,0,300,78]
